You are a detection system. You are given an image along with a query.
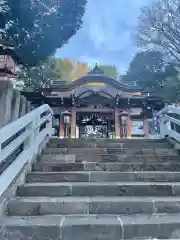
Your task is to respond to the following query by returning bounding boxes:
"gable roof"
[51,74,142,92]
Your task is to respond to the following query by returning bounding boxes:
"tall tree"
[49,58,88,81]
[19,57,63,91]
[70,60,88,81]
[1,0,87,66]
[20,57,89,91]
[0,0,8,34]
[99,65,118,79]
[136,0,180,67]
[160,74,180,103]
[125,50,179,101]
[55,58,73,81]
[125,51,166,89]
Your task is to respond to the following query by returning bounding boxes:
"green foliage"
[125,50,178,88]
[135,0,180,103]
[125,51,165,88]
[18,57,63,91]
[160,75,180,103]
[1,0,87,66]
[125,50,179,103]
[54,58,73,81]
[99,65,117,79]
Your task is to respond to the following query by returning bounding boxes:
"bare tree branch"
[136,0,180,66]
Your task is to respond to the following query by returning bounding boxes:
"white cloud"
[56,0,149,71]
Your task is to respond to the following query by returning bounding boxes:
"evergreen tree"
[0,0,87,66]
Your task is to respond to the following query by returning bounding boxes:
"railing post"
[159,118,166,138]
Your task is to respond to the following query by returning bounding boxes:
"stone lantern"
[61,110,72,138]
[120,110,129,138]
[120,110,129,123]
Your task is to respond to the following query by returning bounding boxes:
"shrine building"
[22,65,164,139]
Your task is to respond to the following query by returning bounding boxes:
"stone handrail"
[158,105,180,141]
[0,104,53,196]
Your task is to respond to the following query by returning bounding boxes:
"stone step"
[47,142,172,149]
[6,196,180,216]
[1,213,180,239]
[49,137,167,143]
[44,147,177,155]
[32,161,180,172]
[26,171,180,183]
[48,138,170,148]
[41,153,180,163]
[17,182,180,197]
[107,148,176,155]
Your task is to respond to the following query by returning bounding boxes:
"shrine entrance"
[76,112,115,138]
[22,64,165,140]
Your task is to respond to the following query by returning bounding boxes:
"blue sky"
[56,0,149,73]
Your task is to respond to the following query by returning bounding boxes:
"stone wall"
[0,80,34,128]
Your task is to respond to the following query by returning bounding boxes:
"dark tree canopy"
[135,0,180,103]
[125,50,179,103]
[0,0,87,66]
[125,51,165,88]
[125,50,178,89]
[19,57,64,91]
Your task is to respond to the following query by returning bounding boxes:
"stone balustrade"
[0,80,34,128]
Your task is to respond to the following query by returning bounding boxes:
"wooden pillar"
[59,115,65,139]
[114,108,120,139]
[144,118,149,138]
[127,115,132,139]
[71,108,76,138]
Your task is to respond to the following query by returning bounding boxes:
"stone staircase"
[2,138,180,239]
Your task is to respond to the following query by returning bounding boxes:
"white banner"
[130,108,142,116]
[85,125,94,134]
[85,125,107,135]
[131,120,144,135]
[76,127,79,138]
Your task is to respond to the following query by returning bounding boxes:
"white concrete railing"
[0,104,53,196]
[158,105,180,141]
